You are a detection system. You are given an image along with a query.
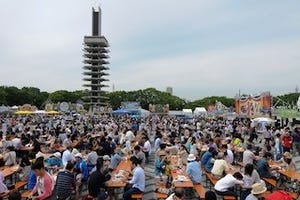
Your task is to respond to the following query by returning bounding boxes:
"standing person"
[292,127,300,156]
[154,133,162,152]
[282,130,292,153]
[214,172,244,200]
[88,158,111,200]
[263,126,272,145]
[123,156,145,200]
[133,145,145,168]
[55,162,75,200]
[142,136,151,163]
[274,133,283,161]
[30,162,53,200]
[186,154,202,184]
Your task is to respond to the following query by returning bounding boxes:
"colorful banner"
[235,92,271,118]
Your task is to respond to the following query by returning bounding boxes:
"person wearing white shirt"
[142,136,151,163]
[123,156,145,200]
[214,172,244,200]
[62,147,75,166]
[243,145,256,166]
[125,130,135,142]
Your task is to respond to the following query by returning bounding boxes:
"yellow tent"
[15,110,33,115]
[46,110,60,115]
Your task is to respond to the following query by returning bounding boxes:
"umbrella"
[252,117,274,124]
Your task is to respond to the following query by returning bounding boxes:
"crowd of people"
[0,113,298,199]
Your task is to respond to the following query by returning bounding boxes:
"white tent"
[140,108,150,117]
[194,107,207,116]
[182,109,193,117]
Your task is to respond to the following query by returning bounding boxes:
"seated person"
[123,156,145,200]
[55,162,75,200]
[110,147,123,169]
[3,146,17,166]
[201,147,216,173]
[256,152,278,179]
[214,172,244,200]
[276,152,296,171]
[0,161,8,196]
[88,158,110,199]
[186,154,202,184]
[245,183,267,200]
[47,152,62,168]
[30,162,53,200]
[211,153,230,178]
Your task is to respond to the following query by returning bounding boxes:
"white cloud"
[110,39,300,99]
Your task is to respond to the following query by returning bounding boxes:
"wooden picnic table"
[1,165,19,178]
[171,169,194,188]
[106,159,132,188]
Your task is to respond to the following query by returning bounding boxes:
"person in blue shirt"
[123,156,145,200]
[27,156,44,190]
[110,148,122,170]
[186,154,202,184]
[256,152,278,179]
[74,153,89,182]
[155,152,167,176]
[201,147,216,173]
[47,152,62,168]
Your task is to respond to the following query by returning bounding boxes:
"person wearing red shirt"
[282,128,292,153]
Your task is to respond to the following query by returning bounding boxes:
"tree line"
[0,86,298,110]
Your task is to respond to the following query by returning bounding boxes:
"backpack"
[265,190,292,200]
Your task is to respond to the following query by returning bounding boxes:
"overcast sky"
[0,0,299,100]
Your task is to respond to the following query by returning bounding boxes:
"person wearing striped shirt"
[55,162,75,200]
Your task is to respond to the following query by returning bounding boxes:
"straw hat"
[187,154,196,162]
[251,183,267,195]
[283,152,292,159]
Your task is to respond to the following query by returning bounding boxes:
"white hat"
[35,152,44,159]
[103,155,111,161]
[53,152,61,158]
[251,183,267,195]
[75,153,82,159]
[72,148,79,155]
[187,154,196,162]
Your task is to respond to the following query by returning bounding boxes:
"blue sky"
[0,0,299,100]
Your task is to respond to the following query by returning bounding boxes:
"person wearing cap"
[102,155,111,169]
[123,156,145,200]
[186,154,202,184]
[211,153,230,178]
[74,153,89,183]
[245,183,267,200]
[47,152,62,168]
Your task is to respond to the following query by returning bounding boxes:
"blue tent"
[111,109,132,115]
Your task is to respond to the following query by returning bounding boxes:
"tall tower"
[82,7,110,110]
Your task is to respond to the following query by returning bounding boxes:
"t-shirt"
[88,170,106,198]
[245,193,258,200]
[225,149,234,164]
[243,150,255,165]
[56,171,75,198]
[214,174,243,192]
[211,159,229,177]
